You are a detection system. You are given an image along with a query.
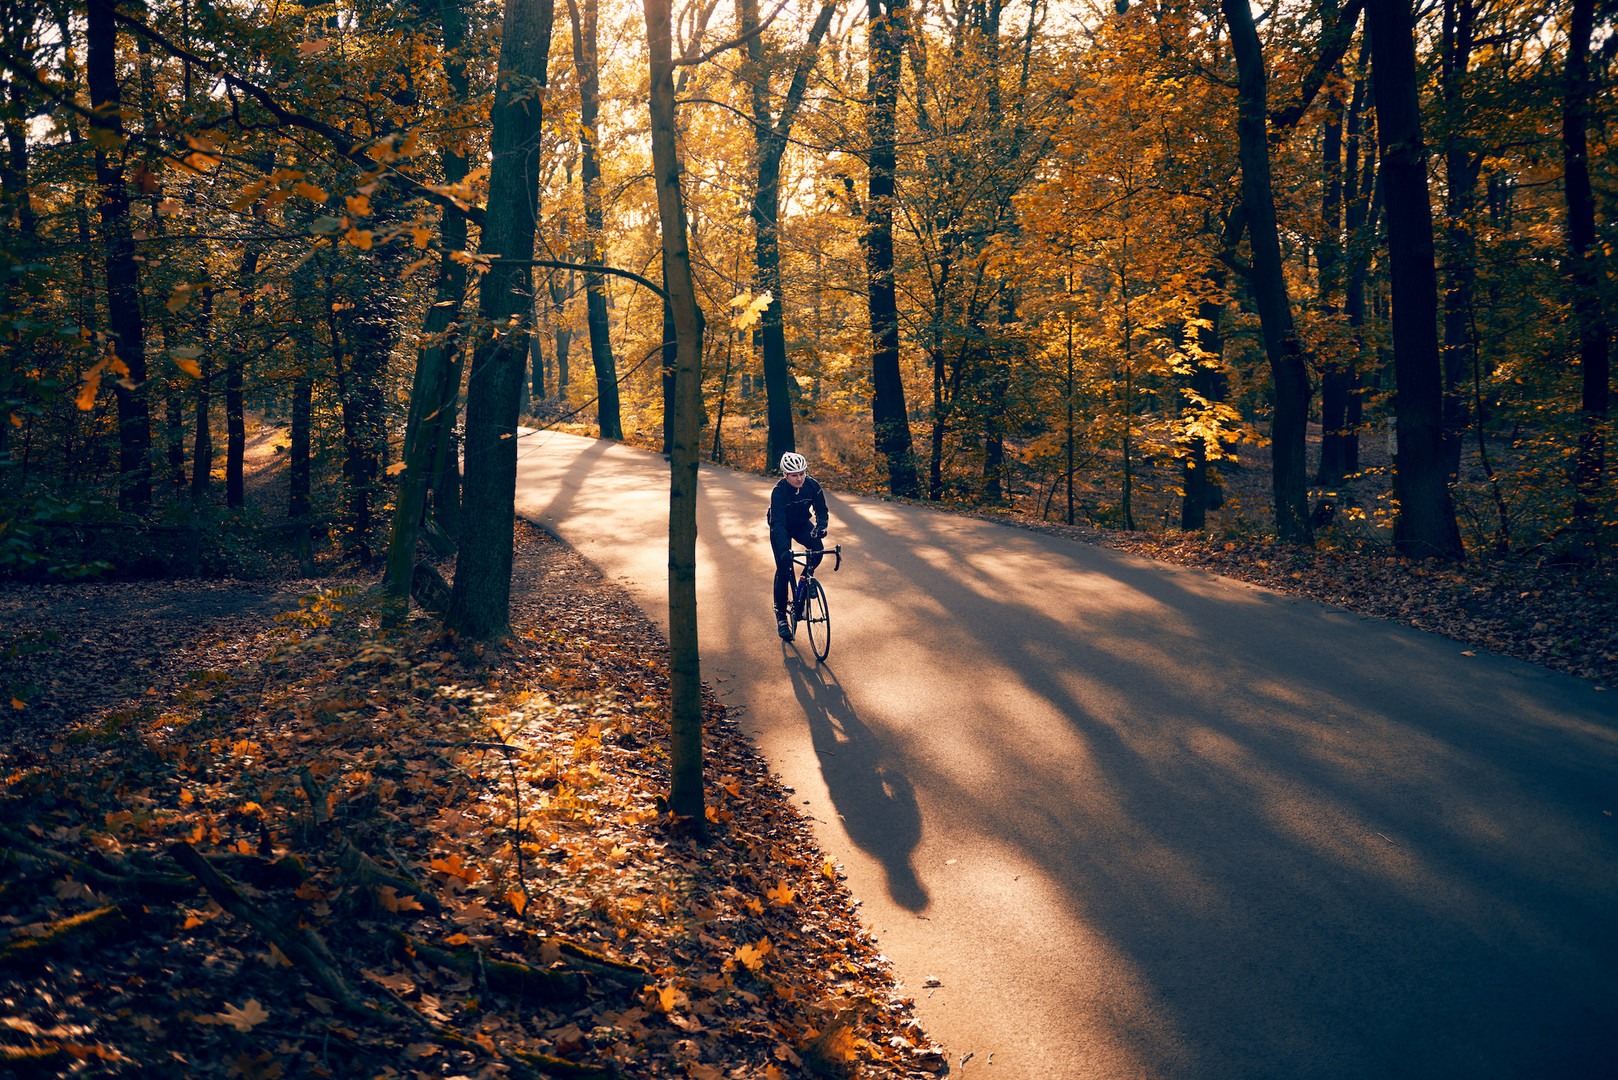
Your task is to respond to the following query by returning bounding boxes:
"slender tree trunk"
[384,0,471,603]
[226,247,257,509]
[1563,0,1609,531]
[643,0,708,822]
[1439,0,1481,483]
[867,0,919,497]
[87,0,151,512]
[1315,52,1348,489]
[566,0,622,439]
[448,0,554,640]
[1342,57,1378,478]
[190,287,213,499]
[1222,0,1312,543]
[738,0,837,470]
[1322,45,1374,484]
[1367,0,1464,558]
[289,374,312,520]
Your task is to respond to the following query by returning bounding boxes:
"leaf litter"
[0,522,948,1078]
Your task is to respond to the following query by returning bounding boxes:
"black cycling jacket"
[767,475,828,536]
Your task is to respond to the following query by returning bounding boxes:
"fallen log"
[391,931,582,1002]
[167,841,374,1018]
[0,905,126,968]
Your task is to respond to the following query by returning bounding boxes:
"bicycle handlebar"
[790,544,841,572]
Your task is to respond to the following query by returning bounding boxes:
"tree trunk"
[1366,0,1464,558]
[289,374,312,520]
[448,0,554,640]
[643,0,708,823]
[1222,0,1312,543]
[226,247,257,509]
[1562,0,1609,531]
[190,287,213,500]
[87,0,151,513]
[1439,0,1481,483]
[867,0,920,497]
[566,0,623,440]
[1322,44,1374,485]
[738,0,837,470]
[384,0,471,605]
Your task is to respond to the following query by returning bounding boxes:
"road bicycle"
[785,544,841,663]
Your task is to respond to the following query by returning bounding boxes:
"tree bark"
[1439,0,1482,482]
[87,0,151,513]
[1222,0,1312,543]
[1562,0,1609,531]
[190,286,213,500]
[566,0,623,440]
[867,0,920,497]
[739,0,838,470]
[383,0,471,607]
[226,247,257,509]
[1366,0,1464,558]
[643,0,708,823]
[448,0,554,640]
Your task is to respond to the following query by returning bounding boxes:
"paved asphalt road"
[514,429,1618,1080]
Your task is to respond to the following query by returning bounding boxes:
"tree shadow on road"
[783,653,928,912]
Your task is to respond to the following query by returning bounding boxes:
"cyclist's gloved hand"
[812,526,827,540]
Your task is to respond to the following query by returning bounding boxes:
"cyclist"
[768,451,828,640]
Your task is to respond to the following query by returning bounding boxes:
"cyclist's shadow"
[783,654,928,912]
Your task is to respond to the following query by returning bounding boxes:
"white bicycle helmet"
[779,451,808,475]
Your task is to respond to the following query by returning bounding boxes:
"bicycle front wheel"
[803,579,831,662]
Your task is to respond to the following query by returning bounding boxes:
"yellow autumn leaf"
[345,193,370,217]
[506,890,527,915]
[376,886,424,913]
[732,937,772,972]
[294,182,327,203]
[10,696,24,708]
[766,881,795,906]
[385,460,408,476]
[214,999,268,1032]
[76,358,109,411]
[344,228,373,250]
[230,179,269,212]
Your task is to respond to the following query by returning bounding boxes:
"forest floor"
[0,522,948,1078]
[2,420,1614,1078]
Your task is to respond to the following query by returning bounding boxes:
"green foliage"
[0,487,115,580]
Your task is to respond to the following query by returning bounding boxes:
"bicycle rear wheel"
[803,579,831,662]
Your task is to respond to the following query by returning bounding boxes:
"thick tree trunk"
[643,0,707,822]
[448,0,554,640]
[867,0,919,497]
[1222,0,1312,543]
[1367,0,1464,558]
[1563,0,1609,530]
[566,0,622,440]
[87,0,151,513]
